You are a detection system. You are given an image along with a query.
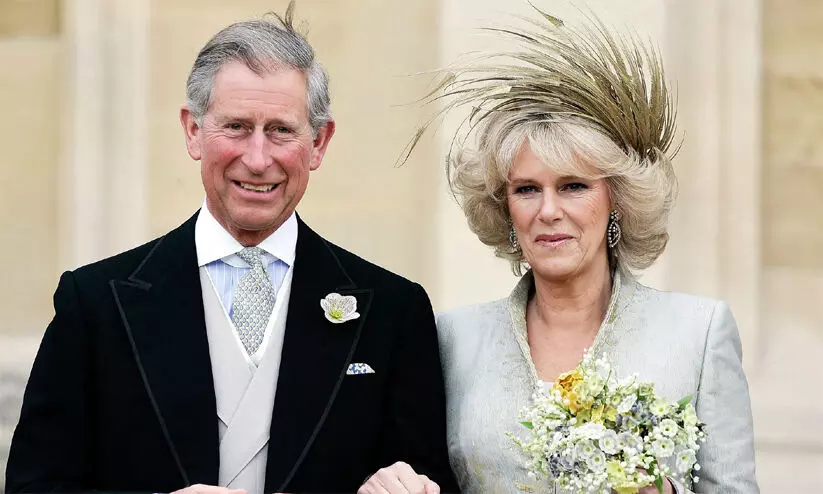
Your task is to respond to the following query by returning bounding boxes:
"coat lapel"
[110,213,219,486]
[265,217,373,493]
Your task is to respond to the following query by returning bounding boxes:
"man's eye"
[227,123,243,131]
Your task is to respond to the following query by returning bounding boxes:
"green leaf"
[654,475,664,494]
[521,421,533,430]
[677,395,693,409]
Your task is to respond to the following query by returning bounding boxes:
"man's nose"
[241,130,272,172]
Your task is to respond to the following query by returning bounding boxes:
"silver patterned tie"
[232,247,274,356]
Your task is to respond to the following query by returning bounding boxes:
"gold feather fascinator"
[400,4,680,172]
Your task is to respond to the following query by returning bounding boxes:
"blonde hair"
[403,7,680,276]
[451,113,677,276]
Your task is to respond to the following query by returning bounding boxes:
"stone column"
[660,0,762,368]
[0,0,62,336]
[753,0,823,490]
[0,1,63,486]
[58,0,149,270]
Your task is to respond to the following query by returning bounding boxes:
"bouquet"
[510,351,707,493]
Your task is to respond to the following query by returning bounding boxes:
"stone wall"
[753,0,823,491]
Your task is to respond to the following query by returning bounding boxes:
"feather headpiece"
[401,5,679,169]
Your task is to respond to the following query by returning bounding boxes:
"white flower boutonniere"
[320,293,360,324]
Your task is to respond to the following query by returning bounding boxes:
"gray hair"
[185,7,331,134]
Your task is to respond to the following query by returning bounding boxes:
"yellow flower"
[552,370,585,413]
[590,405,605,423]
[576,394,595,413]
[605,406,618,423]
[607,460,634,490]
[566,391,581,414]
[553,369,582,394]
[609,461,649,494]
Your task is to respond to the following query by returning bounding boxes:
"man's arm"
[6,271,93,493]
[375,282,458,492]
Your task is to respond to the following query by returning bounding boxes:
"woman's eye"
[563,182,588,191]
[514,185,539,194]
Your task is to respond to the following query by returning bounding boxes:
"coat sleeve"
[679,301,760,494]
[376,282,459,492]
[5,271,94,493]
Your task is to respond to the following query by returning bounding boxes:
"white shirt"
[194,200,297,365]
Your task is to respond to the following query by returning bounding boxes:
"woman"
[435,11,758,494]
[363,8,759,494]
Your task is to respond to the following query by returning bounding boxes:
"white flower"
[618,373,638,388]
[595,357,612,381]
[682,405,699,427]
[586,450,607,471]
[572,422,607,441]
[320,293,360,323]
[617,394,637,414]
[650,399,672,416]
[582,376,606,397]
[575,441,597,459]
[652,438,676,458]
[617,432,643,452]
[676,450,697,473]
[598,430,619,455]
[659,418,679,437]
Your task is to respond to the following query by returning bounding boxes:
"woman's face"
[507,141,612,282]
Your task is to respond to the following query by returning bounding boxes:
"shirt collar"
[194,199,298,268]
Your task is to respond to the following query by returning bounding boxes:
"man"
[6,8,457,494]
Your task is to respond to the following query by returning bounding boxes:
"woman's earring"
[607,210,622,248]
[508,220,520,251]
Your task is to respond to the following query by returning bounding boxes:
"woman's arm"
[685,301,759,493]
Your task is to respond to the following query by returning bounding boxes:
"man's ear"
[180,106,202,160]
[308,120,336,171]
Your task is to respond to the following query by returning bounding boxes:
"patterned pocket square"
[346,363,375,375]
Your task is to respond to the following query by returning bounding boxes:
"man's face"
[181,61,335,245]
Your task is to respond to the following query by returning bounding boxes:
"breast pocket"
[337,363,383,405]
